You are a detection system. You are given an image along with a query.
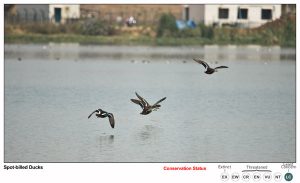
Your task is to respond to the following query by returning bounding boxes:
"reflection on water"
[4,43,295,62]
[98,135,114,145]
[4,44,295,162]
[98,135,114,152]
[139,125,154,141]
[137,125,162,143]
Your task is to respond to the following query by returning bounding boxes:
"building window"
[219,8,229,19]
[261,9,272,19]
[185,6,189,21]
[237,8,248,19]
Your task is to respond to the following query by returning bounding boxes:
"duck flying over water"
[88,108,115,128]
[131,92,166,115]
[193,58,228,74]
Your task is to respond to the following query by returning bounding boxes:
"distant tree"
[156,13,177,37]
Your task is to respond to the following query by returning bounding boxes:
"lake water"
[4,44,296,162]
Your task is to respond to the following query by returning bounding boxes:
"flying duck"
[88,108,115,128]
[193,58,228,74]
[131,92,166,115]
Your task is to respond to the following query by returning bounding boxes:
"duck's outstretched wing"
[131,99,145,109]
[215,66,228,69]
[135,92,149,107]
[107,113,115,128]
[88,110,97,119]
[193,58,210,69]
[153,97,167,107]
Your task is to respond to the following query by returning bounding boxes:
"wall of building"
[203,5,281,28]
[183,5,205,22]
[49,5,80,23]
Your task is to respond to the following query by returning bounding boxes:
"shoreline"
[4,34,295,48]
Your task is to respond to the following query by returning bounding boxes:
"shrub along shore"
[4,13,295,47]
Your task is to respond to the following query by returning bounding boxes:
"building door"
[54,8,61,23]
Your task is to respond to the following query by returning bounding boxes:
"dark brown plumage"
[131,92,166,115]
[193,58,228,74]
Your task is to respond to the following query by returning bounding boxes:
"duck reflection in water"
[98,134,115,148]
[138,125,162,143]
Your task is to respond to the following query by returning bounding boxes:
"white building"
[49,5,80,24]
[183,5,281,28]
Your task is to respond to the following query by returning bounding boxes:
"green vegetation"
[154,13,295,47]
[156,13,178,37]
[5,34,214,46]
[4,13,296,47]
